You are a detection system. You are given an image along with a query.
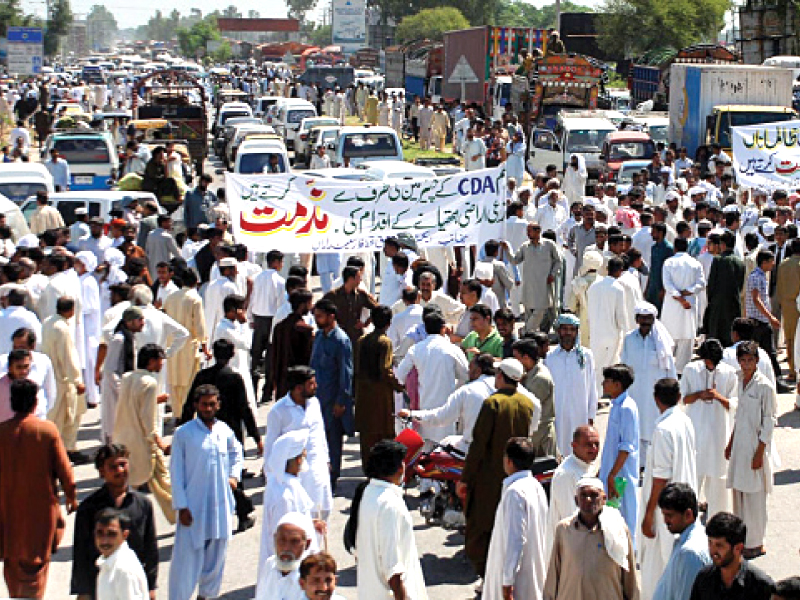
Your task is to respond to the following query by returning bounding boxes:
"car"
[331,126,404,167]
[41,131,119,191]
[253,95,281,118]
[600,131,656,183]
[213,102,253,136]
[614,160,651,195]
[303,125,341,167]
[294,117,341,165]
[272,99,317,151]
[0,164,55,204]
[234,139,291,174]
[214,116,261,157]
[224,124,277,170]
[19,191,162,226]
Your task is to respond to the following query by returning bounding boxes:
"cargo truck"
[442,26,546,109]
[668,63,797,156]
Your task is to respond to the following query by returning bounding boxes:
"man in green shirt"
[462,304,505,359]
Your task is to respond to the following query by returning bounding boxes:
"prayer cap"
[219,257,237,268]
[497,358,524,382]
[576,476,605,491]
[473,262,493,281]
[276,511,314,540]
[75,250,98,273]
[75,207,87,215]
[634,301,658,317]
[555,312,581,327]
[581,251,603,273]
[16,234,39,248]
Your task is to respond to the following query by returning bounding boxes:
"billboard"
[332,0,366,55]
[6,27,43,76]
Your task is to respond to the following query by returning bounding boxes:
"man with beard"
[254,513,316,600]
[689,512,774,600]
[168,385,243,600]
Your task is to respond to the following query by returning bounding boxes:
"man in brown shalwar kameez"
[0,379,77,598]
[270,289,315,399]
[354,305,404,467]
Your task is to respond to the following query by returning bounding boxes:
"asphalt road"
[3,157,799,599]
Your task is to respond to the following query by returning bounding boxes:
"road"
[4,157,800,599]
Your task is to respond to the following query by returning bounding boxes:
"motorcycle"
[395,418,558,529]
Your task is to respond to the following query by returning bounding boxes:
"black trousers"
[752,320,781,377]
[250,315,273,401]
[411,117,419,142]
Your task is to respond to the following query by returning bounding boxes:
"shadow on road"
[778,409,800,428]
[775,468,800,486]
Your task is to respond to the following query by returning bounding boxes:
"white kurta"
[254,558,302,600]
[639,406,698,600]
[661,252,706,340]
[484,471,548,600]
[563,164,588,206]
[621,330,677,449]
[214,318,257,417]
[80,272,102,406]
[546,454,594,558]
[204,278,239,344]
[37,270,84,366]
[544,345,599,457]
[395,334,470,442]
[263,395,333,518]
[0,305,41,355]
[680,360,737,516]
[587,277,628,384]
[96,541,149,600]
[258,475,314,570]
[356,479,428,600]
[722,343,775,385]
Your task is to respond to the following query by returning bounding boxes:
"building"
[737,0,800,64]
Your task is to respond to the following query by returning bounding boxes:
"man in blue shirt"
[645,222,675,312]
[653,482,711,600]
[598,363,640,548]
[183,173,216,229]
[310,298,353,491]
[44,148,71,192]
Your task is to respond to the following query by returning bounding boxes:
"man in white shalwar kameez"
[168,385,243,600]
[621,302,677,464]
[639,378,697,600]
[214,294,257,418]
[563,154,588,206]
[544,313,599,457]
[75,251,101,407]
[483,438,548,600]
[546,425,599,558]
[255,513,315,600]
[263,366,334,520]
[661,238,706,374]
[727,342,777,556]
[680,339,736,517]
[587,257,629,386]
[37,254,84,367]
[395,312,470,443]
[258,431,321,575]
[204,258,240,344]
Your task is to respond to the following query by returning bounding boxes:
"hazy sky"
[23,0,602,30]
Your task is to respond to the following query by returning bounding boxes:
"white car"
[0,163,55,204]
[332,126,404,167]
[273,99,317,151]
[19,191,162,226]
[234,139,291,174]
[295,117,341,165]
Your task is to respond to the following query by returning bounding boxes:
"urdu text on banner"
[226,167,507,254]
[732,119,800,190]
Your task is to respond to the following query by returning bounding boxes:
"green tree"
[495,0,593,28]
[177,15,221,58]
[286,0,318,25]
[308,23,331,47]
[211,40,231,61]
[0,0,36,36]
[222,5,241,18]
[395,7,469,43]
[598,0,728,57]
[43,0,71,56]
[86,4,117,50]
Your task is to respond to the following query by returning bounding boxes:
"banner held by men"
[732,119,800,190]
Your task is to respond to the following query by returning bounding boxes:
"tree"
[495,0,593,28]
[43,0,72,56]
[86,4,117,50]
[285,0,318,25]
[395,7,469,43]
[598,0,728,57]
[308,23,331,47]
[222,5,241,18]
[177,15,221,58]
[0,0,36,36]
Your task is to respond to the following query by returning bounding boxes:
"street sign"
[6,27,43,76]
[448,55,479,84]
[282,51,296,66]
[448,55,479,104]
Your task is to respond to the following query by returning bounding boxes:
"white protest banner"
[226,167,506,253]
[732,119,800,190]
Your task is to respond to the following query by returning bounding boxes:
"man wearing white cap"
[74,251,101,407]
[0,288,40,355]
[621,301,677,464]
[460,357,536,583]
[69,206,90,243]
[255,513,316,600]
[204,257,239,344]
[660,237,706,374]
[544,476,639,599]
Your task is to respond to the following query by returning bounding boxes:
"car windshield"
[342,133,398,158]
[220,111,251,125]
[647,125,668,144]
[303,119,338,132]
[288,110,317,124]
[717,111,795,148]
[0,182,47,203]
[608,140,656,161]
[53,138,110,164]
[566,129,615,153]
[238,153,286,174]
[617,165,642,184]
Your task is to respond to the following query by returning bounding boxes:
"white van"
[0,163,55,204]
[234,139,291,174]
[41,131,119,191]
[273,100,317,150]
[253,96,281,118]
[527,114,616,188]
[331,126,404,168]
[20,191,161,225]
[214,102,253,135]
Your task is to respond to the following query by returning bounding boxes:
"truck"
[629,44,739,110]
[668,63,798,156]
[442,26,546,109]
[530,54,605,130]
[132,69,208,176]
[404,41,443,103]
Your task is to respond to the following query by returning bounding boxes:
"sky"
[22,0,603,30]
